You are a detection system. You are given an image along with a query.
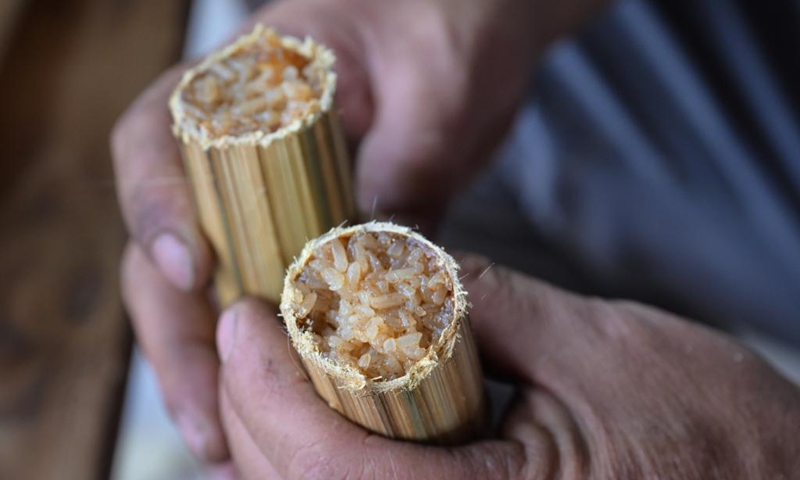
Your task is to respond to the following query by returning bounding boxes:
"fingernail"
[175,410,213,460]
[152,233,195,290]
[217,308,238,363]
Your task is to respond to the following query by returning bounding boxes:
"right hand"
[113,0,555,473]
[217,256,800,479]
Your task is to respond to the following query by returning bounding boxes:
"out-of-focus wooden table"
[0,1,189,478]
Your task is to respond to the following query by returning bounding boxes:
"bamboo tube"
[281,222,486,444]
[169,26,356,306]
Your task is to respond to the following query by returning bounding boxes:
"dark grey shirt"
[457,0,800,345]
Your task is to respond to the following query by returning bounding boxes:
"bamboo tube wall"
[281,223,486,444]
[303,318,485,443]
[169,26,356,306]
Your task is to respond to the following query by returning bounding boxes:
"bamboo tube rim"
[168,24,337,150]
[281,222,469,395]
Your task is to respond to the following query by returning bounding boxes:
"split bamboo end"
[169,25,356,306]
[281,222,486,444]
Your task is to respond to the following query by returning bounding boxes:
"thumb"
[217,297,534,480]
[352,3,522,228]
[356,50,471,225]
[458,255,620,387]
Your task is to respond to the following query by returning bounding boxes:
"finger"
[246,0,374,142]
[121,243,228,463]
[354,6,506,225]
[219,388,281,480]
[356,55,464,221]
[500,390,588,479]
[206,462,239,480]
[112,65,211,291]
[217,298,534,480]
[458,254,616,386]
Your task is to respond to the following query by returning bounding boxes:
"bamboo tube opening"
[282,223,485,443]
[168,26,354,306]
[172,28,329,139]
[170,25,336,147]
[283,223,471,392]
[291,228,456,382]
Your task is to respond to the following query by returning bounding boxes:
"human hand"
[112,0,606,472]
[217,255,800,479]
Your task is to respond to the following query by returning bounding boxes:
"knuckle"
[725,347,774,389]
[128,174,193,245]
[595,299,661,343]
[111,62,187,170]
[450,446,516,480]
[231,298,276,325]
[129,190,167,243]
[110,108,145,171]
[287,443,343,480]
[600,300,774,388]
[287,436,375,480]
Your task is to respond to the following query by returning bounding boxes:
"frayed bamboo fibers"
[281,223,486,444]
[169,26,355,306]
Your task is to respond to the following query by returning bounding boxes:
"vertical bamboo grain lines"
[298,320,485,444]
[177,110,355,306]
[169,27,355,306]
[299,129,332,231]
[180,143,243,306]
[314,112,350,225]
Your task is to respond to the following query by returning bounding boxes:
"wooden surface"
[0,0,28,60]
[0,1,189,479]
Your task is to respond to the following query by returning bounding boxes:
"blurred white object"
[184,0,249,58]
[112,349,209,480]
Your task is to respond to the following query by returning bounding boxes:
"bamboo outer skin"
[169,26,356,306]
[281,223,487,444]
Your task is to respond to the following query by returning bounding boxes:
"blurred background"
[0,0,798,479]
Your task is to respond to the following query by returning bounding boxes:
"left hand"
[216,256,800,479]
